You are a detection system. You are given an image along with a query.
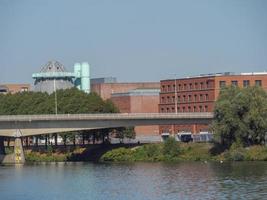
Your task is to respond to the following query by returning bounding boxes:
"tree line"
[0,88,136,146]
[0,88,119,115]
[212,85,267,149]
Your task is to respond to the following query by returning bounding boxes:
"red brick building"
[111,89,160,138]
[159,72,267,134]
[91,79,161,139]
[0,84,30,94]
[91,82,160,100]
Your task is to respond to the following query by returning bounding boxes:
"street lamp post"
[54,79,58,115]
[174,74,178,114]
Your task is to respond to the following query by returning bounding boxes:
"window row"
[161,81,213,92]
[161,105,209,113]
[219,80,262,88]
[161,94,210,104]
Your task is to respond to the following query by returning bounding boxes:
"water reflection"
[0,162,267,200]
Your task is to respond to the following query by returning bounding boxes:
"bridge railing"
[0,113,214,122]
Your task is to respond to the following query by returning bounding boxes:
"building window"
[206,81,210,88]
[205,94,209,101]
[161,97,165,103]
[199,106,203,112]
[173,84,176,91]
[172,107,175,112]
[188,95,192,102]
[195,82,198,90]
[167,85,171,91]
[166,107,170,112]
[231,80,238,87]
[200,94,203,101]
[182,107,186,112]
[184,84,187,90]
[183,95,186,102]
[193,106,197,112]
[200,82,204,89]
[177,107,180,112]
[188,106,191,112]
[189,83,193,90]
[194,94,197,102]
[172,96,175,103]
[204,105,208,112]
[177,96,180,102]
[178,84,182,90]
[255,80,262,87]
[161,108,164,112]
[220,81,226,88]
[162,85,165,92]
[243,80,250,87]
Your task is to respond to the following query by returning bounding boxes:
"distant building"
[91,81,160,100]
[91,77,117,85]
[32,60,90,94]
[0,84,30,94]
[91,80,161,140]
[111,88,161,142]
[159,72,267,135]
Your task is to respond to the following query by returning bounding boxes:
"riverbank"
[100,143,267,162]
[24,144,140,162]
[23,142,267,162]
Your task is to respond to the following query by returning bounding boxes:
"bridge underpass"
[0,113,213,164]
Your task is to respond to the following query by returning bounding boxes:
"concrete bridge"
[0,113,213,137]
[0,112,213,164]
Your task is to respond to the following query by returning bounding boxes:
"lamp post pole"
[54,79,58,115]
[174,74,178,114]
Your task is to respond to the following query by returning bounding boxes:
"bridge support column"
[0,136,5,155]
[14,137,25,164]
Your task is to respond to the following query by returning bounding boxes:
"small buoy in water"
[220,160,223,163]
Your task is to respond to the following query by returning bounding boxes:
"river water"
[0,162,267,200]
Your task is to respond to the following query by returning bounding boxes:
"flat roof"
[111,88,160,97]
[162,72,267,82]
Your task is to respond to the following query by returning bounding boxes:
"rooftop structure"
[91,77,117,84]
[32,61,90,94]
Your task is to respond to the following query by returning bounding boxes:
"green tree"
[123,127,136,141]
[163,137,180,158]
[212,86,267,148]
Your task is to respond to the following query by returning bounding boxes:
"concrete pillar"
[0,136,5,155]
[14,137,25,164]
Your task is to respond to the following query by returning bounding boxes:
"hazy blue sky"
[0,0,266,84]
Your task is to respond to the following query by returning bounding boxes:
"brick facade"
[111,89,160,137]
[91,82,160,137]
[0,84,30,94]
[159,73,267,134]
[91,82,160,100]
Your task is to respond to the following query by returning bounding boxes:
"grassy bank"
[24,141,267,163]
[24,144,138,162]
[100,142,267,162]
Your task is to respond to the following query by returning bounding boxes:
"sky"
[0,0,267,84]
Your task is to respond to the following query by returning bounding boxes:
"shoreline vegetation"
[23,138,267,163]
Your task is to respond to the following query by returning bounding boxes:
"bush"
[100,147,134,162]
[244,146,267,161]
[143,144,161,158]
[163,137,180,159]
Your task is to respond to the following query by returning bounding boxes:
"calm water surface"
[0,162,267,200]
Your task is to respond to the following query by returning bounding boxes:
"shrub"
[163,137,180,159]
[143,144,161,157]
[100,147,134,162]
